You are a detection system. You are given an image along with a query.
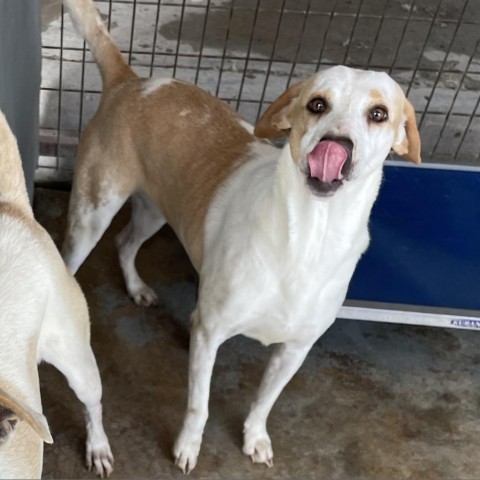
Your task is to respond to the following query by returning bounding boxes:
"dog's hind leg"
[115,192,166,306]
[62,190,127,275]
[243,341,313,467]
[39,281,113,478]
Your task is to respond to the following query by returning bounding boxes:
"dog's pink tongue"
[308,140,348,183]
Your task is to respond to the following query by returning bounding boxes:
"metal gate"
[40,0,480,181]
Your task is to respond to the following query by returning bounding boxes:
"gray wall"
[0,1,41,203]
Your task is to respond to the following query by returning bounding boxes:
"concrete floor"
[35,187,480,479]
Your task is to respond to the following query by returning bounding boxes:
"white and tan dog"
[0,111,113,478]
[61,0,420,473]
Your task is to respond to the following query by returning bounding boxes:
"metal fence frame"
[39,0,480,181]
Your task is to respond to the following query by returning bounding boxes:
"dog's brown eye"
[369,106,388,123]
[307,97,327,114]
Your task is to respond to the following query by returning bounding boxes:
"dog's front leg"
[243,341,313,467]
[173,311,223,474]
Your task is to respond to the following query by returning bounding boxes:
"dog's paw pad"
[86,444,114,478]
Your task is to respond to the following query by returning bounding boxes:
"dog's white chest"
[201,148,382,347]
[240,230,367,345]
[203,213,370,346]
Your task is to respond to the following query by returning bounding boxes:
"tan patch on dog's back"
[136,80,254,269]
[75,78,255,270]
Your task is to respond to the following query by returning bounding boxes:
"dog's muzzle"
[304,136,354,196]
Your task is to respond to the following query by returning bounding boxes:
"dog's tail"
[63,0,135,89]
[0,111,32,215]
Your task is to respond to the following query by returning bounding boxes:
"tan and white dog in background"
[0,111,113,478]
[62,0,420,473]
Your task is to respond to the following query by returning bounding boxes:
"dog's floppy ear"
[0,388,53,445]
[254,81,306,139]
[392,98,421,164]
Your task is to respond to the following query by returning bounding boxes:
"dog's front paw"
[130,284,158,307]
[86,442,114,478]
[243,426,273,467]
[173,431,202,474]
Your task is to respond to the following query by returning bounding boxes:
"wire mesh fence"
[39,0,480,182]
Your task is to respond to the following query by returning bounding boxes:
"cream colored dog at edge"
[62,0,421,474]
[0,111,113,478]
